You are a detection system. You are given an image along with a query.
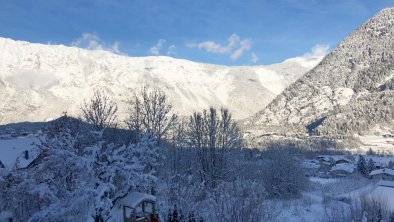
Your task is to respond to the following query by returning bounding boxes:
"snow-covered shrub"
[0,117,160,221]
[185,107,243,188]
[81,90,118,130]
[261,145,308,199]
[360,196,390,222]
[124,85,178,145]
[212,179,267,222]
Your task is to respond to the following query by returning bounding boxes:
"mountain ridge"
[245,7,394,139]
[0,37,321,124]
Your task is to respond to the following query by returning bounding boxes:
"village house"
[329,163,355,177]
[317,155,352,165]
[369,168,394,181]
[376,180,394,188]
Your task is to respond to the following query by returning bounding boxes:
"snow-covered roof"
[302,160,320,169]
[0,211,13,220]
[118,192,156,209]
[330,163,355,173]
[0,137,39,168]
[317,155,351,163]
[377,180,394,188]
[369,168,394,177]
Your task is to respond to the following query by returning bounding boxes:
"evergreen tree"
[179,209,184,222]
[367,158,376,173]
[388,160,394,169]
[367,148,375,155]
[188,211,196,222]
[357,155,368,176]
[173,205,179,222]
[388,212,394,222]
[167,209,173,222]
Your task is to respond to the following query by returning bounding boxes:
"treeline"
[0,85,308,222]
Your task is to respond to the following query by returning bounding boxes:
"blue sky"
[0,0,393,65]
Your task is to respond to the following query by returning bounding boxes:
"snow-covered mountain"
[0,37,320,124]
[245,7,394,137]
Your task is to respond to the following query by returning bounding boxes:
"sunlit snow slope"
[245,7,394,137]
[0,37,321,124]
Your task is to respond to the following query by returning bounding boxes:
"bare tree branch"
[125,85,177,145]
[81,90,118,130]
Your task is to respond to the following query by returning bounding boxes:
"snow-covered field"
[267,176,394,222]
[357,134,394,155]
[1,129,394,221]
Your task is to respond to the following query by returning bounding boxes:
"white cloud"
[167,45,176,56]
[230,39,252,60]
[285,44,330,69]
[149,39,166,55]
[301,44,330,59]
[6,70,58,89]
[110,42,121,54]
[250,53,258,64]
[71,33,122,54]
[187,34,252,60]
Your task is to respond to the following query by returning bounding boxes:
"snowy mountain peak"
[245,7,394,137]
[0,37,320,124]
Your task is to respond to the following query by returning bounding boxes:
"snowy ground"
[1,127,394,221]
[351,126,394,155]
[368,183,394,211]
[356,134,394,155]
[275,176,394,221]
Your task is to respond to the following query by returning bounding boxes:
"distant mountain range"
[3,7,392,146]
[245,7,394,139]
[0,37,322,124]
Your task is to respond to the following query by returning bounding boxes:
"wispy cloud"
[286,44,330,69]
[167,45,176,56]
[230,39,252,60]
[71,32,122,54]
[250,53,258,64]
[301,44,330,59]
[149,39,166,55]
[187,34,253,60]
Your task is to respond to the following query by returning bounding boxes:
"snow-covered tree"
[367,158,376,173]
[81,90,118,130]
[0,117,160,221]
[185,107,243,188]
[262,145,307,198]
[357,155,368,176]
[125,85,177,145]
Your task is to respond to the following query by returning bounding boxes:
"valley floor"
[1,129,394,221]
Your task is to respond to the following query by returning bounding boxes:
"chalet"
[329,163,355,177]
[374,161,383,169]
[317,155,352,165]
[377,180,394,188]
[334,157,351,164]
[25,152,47,169]
[0,211,13,222]
[369,168,394,181]
[302,160,320,169]
[317,155,330,163]
[117,192,157,222]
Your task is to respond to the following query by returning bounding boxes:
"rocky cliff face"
[245,7,394,137]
